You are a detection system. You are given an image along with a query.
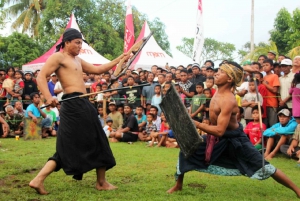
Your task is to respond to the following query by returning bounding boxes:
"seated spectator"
[280,124,300,160]
[0,114,9,138]
[42,101,57,137]
[149,112,169,147]
[263,109,298,160]
[14,101,25,117]
[135,105,146,132]
[244,106,267,150]
[117,104,124,118]
[140,113,157,143]
[107,101,123,131]
[25,92,52,138]
[151,85,162,116]
[3,105,23,138]
[241,78,263,124]
[103,117,113,137]
[109,104,139,142]
[149,106,161,131]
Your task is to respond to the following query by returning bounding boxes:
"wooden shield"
[160,84,203,158]
[23,117,42,140]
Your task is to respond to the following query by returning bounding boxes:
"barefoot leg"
[264,137,274,158]
[272,169,300,198]
[167,174,184,194]
[95,168,117,190]
[29,160,57,195]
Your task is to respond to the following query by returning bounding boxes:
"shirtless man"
[29,28,130,194]
[167,62,300,198]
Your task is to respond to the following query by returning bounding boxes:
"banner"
[124,0,135,53]
[192,0,204,62]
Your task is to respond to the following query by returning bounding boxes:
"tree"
[269,8,300,55]
[242,41,278,62]
[176,37,236,65]
[36,0,172,59]
[0,32,41,68]
[2,0,47,37]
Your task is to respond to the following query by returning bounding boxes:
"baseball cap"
[268,51,277,56]
[51,73,56,76]
[277,109,290,117]
[280,59,293,66]
[106,116,113,123]
[192,63,201,69]
[24,71,33,75]
[109,101,116,106]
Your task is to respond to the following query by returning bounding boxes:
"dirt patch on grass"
[188,183,207,190]
[121,176,131,184]
[23,168,38,174]
[0,160,5,164]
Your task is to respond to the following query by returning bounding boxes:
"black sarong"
[49,92,116,180]
[178,124,270,177]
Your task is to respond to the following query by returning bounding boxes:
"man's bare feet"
[147,143,153,147]
[95,181,117,191]
[167,185,182,194]
[29,179,49,195]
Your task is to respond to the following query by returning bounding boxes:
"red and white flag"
[124,0,135,53]
[192,0,204,62]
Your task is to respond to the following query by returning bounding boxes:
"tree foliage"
[0,32,41,68]
[176,37,236,65]
[2,0,47,36]
[242,41,278,62]
[270,8,300,55]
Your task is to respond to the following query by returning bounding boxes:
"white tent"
[22,14,110,72]
[130,21,180,71]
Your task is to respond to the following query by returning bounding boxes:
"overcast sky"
[132,0,300,65]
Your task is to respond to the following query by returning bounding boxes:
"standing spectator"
[241,79,263,124]
[54,81,63,101]
[175,69,181,82]
[3,67,16,106]
[0,69,7,111]
[178,69,195,108]
[157,74,166,87]
[263,59,280,127]
[204,60,214,68]
[48,73,58,97]
[203,88,212,119]
[102,72,111,86]
[151,65,158,82]
[273,63,282,78]
[151,85,162,116]
[205,66,215,78]
[189,82,206,122]
[289,73,300,124]
[119,76,142,111]
[190,63,205,84]
[278,55,286,63]
[23,72,38,110]
[292,56,300,74]
[165,72,174,83]
[142,73,157,108]
[257,55,267,66]
[205,77,216,97]
[139,71,147,84]
[254,72,268,124]
[267,51,277,61]
[12,70,24,104]
[278,59,294,111]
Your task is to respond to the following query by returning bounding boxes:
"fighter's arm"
[81,53,130,74]
[37,53,64,101]
[194,100,235,137]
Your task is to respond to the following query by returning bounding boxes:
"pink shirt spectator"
[289,84,300,118]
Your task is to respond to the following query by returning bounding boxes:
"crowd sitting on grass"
[0,54,300,162]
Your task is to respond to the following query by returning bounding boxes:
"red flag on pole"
[124,0,135,53]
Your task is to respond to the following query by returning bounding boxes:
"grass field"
[0,138,300,201]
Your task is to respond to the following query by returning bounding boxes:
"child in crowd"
[145,103,151,115]
[117,104,124,117]
[135,105,147,132]
[149,112,170,147]
[103,118,113,137]
[254,72,268,124]
[163,82,172,96]
[237,106,246,128]
[289,73,300,124]
[146,113,157,146]
[232,87,242,107]
[13,70,24,101]
[244,106,266,150]
[203,88,212,119]
[175,83,186,104]
[43,101,57,137]
[189,82,206,122]
[151,85,162,116]
[241,79,263,124]
[205,77,216,97]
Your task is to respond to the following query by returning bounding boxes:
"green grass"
[0,138,300,201]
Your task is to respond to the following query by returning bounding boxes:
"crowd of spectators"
[0,52,300,162]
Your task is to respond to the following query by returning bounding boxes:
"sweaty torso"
[209,91,239,131]
[55,53,86,94]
